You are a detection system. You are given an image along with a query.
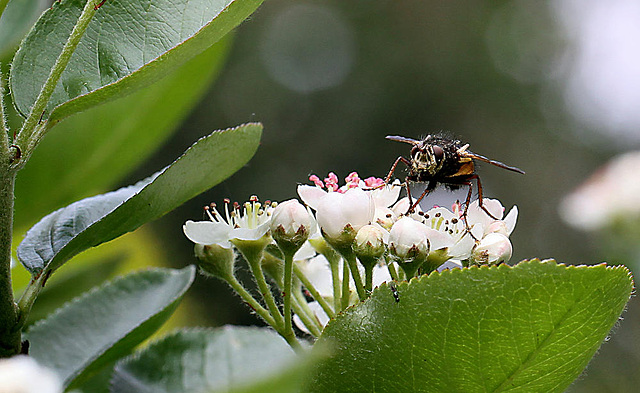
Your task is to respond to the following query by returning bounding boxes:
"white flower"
[388,217,431,260]
[183,197,273,248]
[270,199,315,237]
[471,232,513,265]
[293,301,330,335]
[371,263,393,287]
[318,188,375,238]
[367,178,402,210]
[299,173,399,241]
[270,199,316,253]
[297,254,336,298]
[299,184,375,241]
[391,197,421,217]
[0,356,62,393]
[560,151,640,230]
[437,259,464,272]
[418,205,475,261]
[466,198,518,239]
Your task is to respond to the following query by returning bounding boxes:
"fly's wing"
[386,135,421,145]
[461,150,525,174]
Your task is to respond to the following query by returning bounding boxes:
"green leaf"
[13,37,232,229]
[6,17,233,230]
[17,123,262,276]
[10,0,263,122]
[110,327,308,393]
[307,260,634,393]
[25,254,124,326]
[0,0,48,58]
[25,266,196,389]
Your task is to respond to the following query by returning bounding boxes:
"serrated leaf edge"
[324,259,634,332]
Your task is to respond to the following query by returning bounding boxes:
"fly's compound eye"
[432,145,444,162]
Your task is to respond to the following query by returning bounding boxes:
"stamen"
[345,171,360,185]
[364,176,385,188]
[325,172,339,192]
[309,174,324,188]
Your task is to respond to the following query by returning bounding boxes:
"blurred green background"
[7,0,640,391]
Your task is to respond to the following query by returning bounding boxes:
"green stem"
[340,261,350,311]
[281,326,302,352]
[292,292,322,337]
[357,255,379,294]
[233,272,300,351]
[226,276,276,327]
[14,0,101,168]
[245,253,284,330]
[364,265,373,293]
[282,252,294,346]
[293,263,335,319]
[321,250,342,314]
[0,171,19,357]
[341,249,366,301]
[386,260,399,281]
[0,73,8,148]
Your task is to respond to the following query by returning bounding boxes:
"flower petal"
[370,181,401,208]
[294,242,316,260]
[231,220,271,241]
[503,205,518,235]
[297,185,327,210]
[183,220,231,246]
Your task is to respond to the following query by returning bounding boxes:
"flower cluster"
[183,171,518,339]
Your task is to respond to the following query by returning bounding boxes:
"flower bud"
[194,243,235,280]
[388,217,430,261]
[354,224,387,262]
[388,217,430,277]
[270,199,315,255]
[471,233,513,265]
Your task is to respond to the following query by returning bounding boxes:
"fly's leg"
[459,175,501,240]
[364,156,411,191]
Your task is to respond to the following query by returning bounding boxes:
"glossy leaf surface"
[10,0,263,122]
[17,123,262,275]
[14,38,232,229]
[308,260,634,393]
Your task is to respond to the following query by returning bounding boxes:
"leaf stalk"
[14,0,101,169]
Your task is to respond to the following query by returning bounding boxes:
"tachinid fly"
[383,134,524,221]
